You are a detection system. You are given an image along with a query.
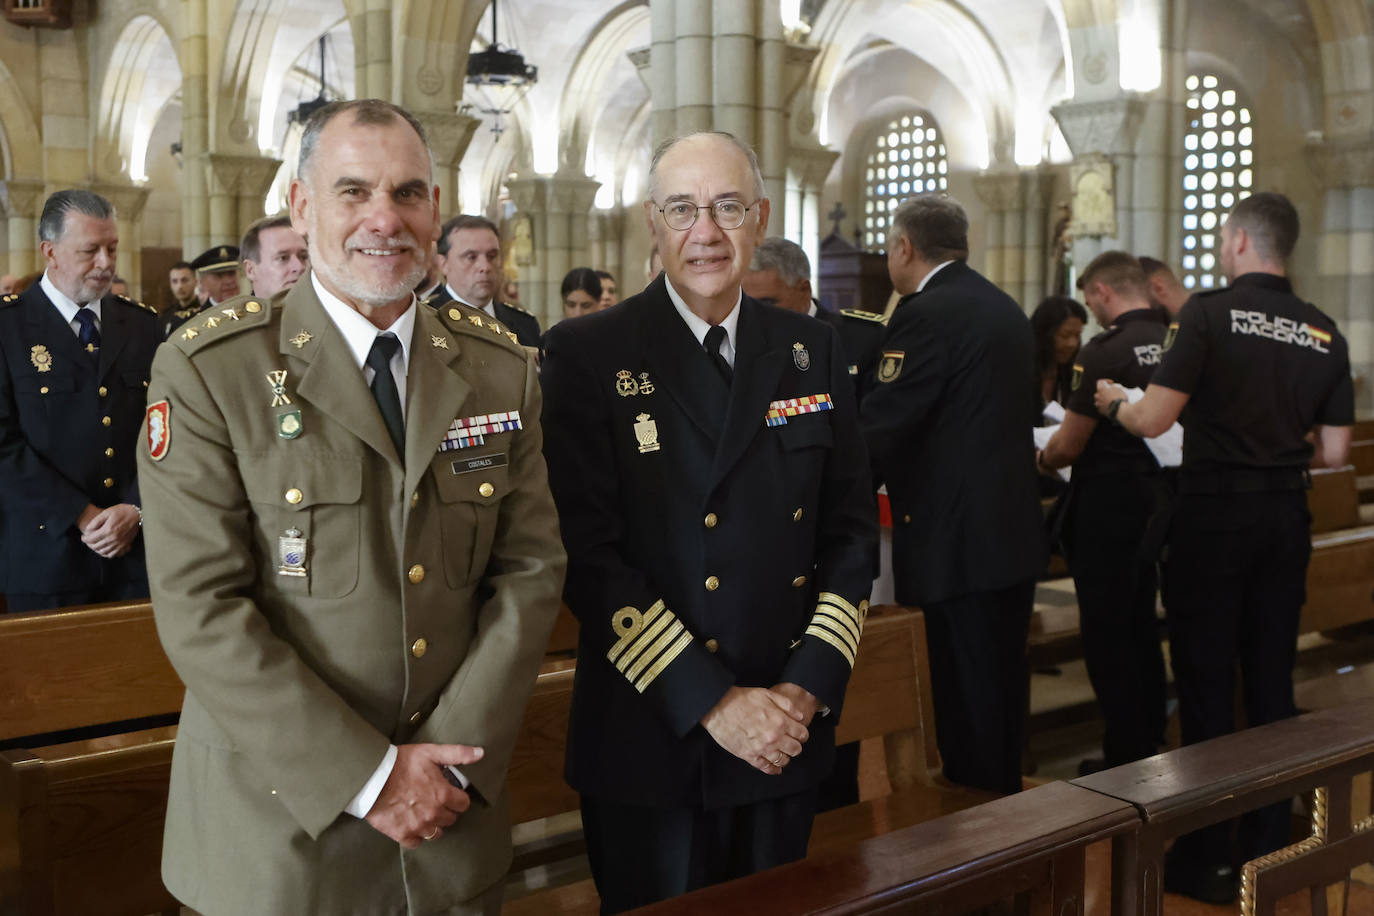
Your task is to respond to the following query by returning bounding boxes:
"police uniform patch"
[146,400,172,460]
[30,345,52,373]
[1071,364,1084,391]
[1163,322,1179,351]
[878,350,904,383]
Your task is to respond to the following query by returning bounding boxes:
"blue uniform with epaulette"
[0,282,159,610]
[541,274,878,912]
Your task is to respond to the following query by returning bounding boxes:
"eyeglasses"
[653,199,759,231]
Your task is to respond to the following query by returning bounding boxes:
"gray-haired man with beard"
[139,99,566,915]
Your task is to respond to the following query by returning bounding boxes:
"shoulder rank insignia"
[878,350,904,383]
[793,342,810,371]
[1163,322,1179,351]
[30,345,52,373]
[840,308,887,324]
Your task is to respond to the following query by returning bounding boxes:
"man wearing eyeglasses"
[541,131,878,913]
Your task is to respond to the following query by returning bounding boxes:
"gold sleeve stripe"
[818,592,864,629]
[608,600,667,665]
[808,613,859,656]
[625,619,686,684]
[615,608,675,672]
[815,604,861,644]
[633,631,693,693]
[805,624,856,667]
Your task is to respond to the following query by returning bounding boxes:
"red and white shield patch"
[146,400,171,461]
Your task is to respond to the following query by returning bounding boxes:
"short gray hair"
[891,195,969,262]
[750,237,810,287]
[647,131,767,203]
[298,99,430,183]
[38,190,115,243]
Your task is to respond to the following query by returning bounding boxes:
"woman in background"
[561,266,607,319]
[1030,295,1087,413]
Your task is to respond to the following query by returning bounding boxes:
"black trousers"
[580,791,816,914]
[1162,489,1310,866]
[5,578,149,613]
[1064,473,1168,766]
[922,580,1035,795]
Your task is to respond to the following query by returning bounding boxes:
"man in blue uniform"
[542,131,878,913]
[1037,251,1169,772]
[0,189,159,611]
[426,215,542,347]
[1095,192,1353,903]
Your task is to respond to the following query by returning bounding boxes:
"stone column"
[1308,139,1374,407]
[1051,97,1148,268]
[972,171,1023,298]
[180,0,211,255]
[412,110,481,218]
[352,0,392,100]
[1020,169,1054,309]
[94,183,151,297]
[790,145,839,287]
[588,210,625,283]
[507,173,601,331]
[2,179,45,277]
[208,154,284,243]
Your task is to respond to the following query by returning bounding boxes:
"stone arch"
[557,2,650,173]
[397,0,489,112]
[1306,0,1374,134]
[0,59,42,179]
[94,13,182,181]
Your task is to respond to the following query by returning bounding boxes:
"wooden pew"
[1074,697,1374,916]
[502,607,995,914]
[0,601,183,916]
[628,781,1139,916]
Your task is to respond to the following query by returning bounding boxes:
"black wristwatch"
[1106,397,1126,423]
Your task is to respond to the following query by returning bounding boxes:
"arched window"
[1182,73,1253,290]
[862,112,948,251]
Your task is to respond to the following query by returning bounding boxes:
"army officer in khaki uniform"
[138,99,566,915]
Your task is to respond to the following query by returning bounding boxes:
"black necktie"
[704,324,732,386]
[74,306,101,360]
[366,333,405,459]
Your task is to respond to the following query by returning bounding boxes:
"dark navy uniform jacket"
[0,282,159,595]
[541,274,878,809]
[426,286,542,348]
[1066,308,1169,475]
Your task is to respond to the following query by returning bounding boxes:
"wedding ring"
[423,827,439,840]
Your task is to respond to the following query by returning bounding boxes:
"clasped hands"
[76,503,140,558]
[700,682,818,775]
[366,743,484,848]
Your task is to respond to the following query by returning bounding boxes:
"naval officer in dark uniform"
[742,236,885,400]
[426,215,542,347]
[542,131,878,913]
[0,189,159,611]
[860,194,1046,796]
[1037,251,1169,771]
[1095,192,1353,904]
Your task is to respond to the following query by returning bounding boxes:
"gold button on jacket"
[284,487,303,505]
[408,564,425,584]
[411,638,428,658]
[704,512,718,528]
[705,575,720,591]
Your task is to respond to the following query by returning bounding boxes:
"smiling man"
[0,189,159,611]
[139,99,565,915]
[541,131,878,912]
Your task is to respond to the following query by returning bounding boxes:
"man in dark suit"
[860,195,1045,795]
[426,215,541,346]
[542,131,878,913]
[163,245,241,338]
[0,189,160,611]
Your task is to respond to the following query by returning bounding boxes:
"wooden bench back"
[0,602,183,743]
[1350,439,1374,477]
[1309,465,1360,534]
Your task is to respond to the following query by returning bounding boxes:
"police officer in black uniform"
[742,237,885,401]
[1037,251,1168,772]
[163,245,240,338]
[1094,192,1354,904]
[0,190,159,611]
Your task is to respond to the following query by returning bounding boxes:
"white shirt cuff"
[346,744,398,818]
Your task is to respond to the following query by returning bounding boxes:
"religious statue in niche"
[510,214,534,267]
[1050,201,1073,296]
[1069,156,1116,240]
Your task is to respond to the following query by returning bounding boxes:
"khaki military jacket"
[138,279,566,915]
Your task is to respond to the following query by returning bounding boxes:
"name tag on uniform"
[438,411,522,451]
[452,453,508,475]
[765,394,833,427]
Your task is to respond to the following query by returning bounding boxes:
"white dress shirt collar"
[664,274,741,368]
[310,272,417,415]
[40,272,102,329]
[916,259,957,294]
